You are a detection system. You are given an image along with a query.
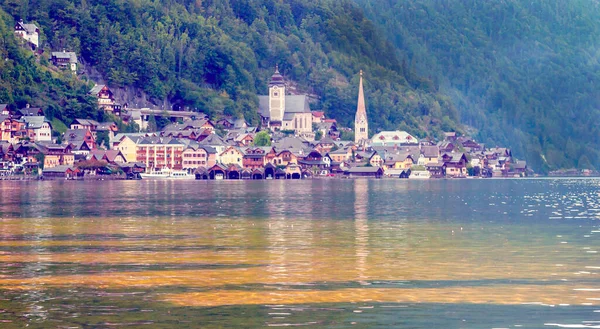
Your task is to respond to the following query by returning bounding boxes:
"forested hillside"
[1,0,460,138]
[355,0,600,172]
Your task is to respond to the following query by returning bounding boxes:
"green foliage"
[96,131,110,149]
[2,0,460,139]
[314,130,323,141]
[51,118,68,134]
[355,0,600,172]
[253,131,271,146]
[340,130,355,141]
[34,152,45,169]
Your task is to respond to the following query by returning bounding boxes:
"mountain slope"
[1,0,461,138]
[355,0,600,172]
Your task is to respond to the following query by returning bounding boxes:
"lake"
[0,179,598,328]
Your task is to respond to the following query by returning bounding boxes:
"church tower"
[268,65,285,125]
[354,70,368,143]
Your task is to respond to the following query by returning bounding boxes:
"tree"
[314,130,323,141]
[253,131,271,146]
[35,152,45,169]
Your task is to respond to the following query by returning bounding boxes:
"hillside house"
[14,20,39,48]
[51,51,78,72]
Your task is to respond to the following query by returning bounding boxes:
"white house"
[22,116,52,142]
[14,20,39,48]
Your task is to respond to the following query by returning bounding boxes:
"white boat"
[409,170,431,179]
[140,168,194,179]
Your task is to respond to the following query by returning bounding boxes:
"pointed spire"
[269,64,285,87]
[356,70,366,117]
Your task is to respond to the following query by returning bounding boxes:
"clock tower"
[268,65,285,125]
[354,70,368,144]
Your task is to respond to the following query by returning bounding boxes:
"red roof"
[323,119,337,123]
[312,111,325,118]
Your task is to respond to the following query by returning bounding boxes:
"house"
[90,85,119,112]
[42,165,81,179]
[219,146,245,167]
[36,144,75,169]
[344,166,384,178]
[258,67,313,133]
[369,152,385,167]
[418,145,440,165]
[242,147,275,170]
[87,150,127,164]
[298,150,330,174]
[371,131,418,147]
[216,117,235,129]
[70,118,99,131]
[14,20,39,48]
[233,133,255,147]
[64,129,96,155]
[22,116,52,142]
[0,115,12,141]
[51,50,78,72]
[312,111,325,124]
[384,153,414,170]
[273,150,298,167]
[314,136,336,153]
[111,134,148,162]
[136,137,185,170]
[17,106,44,117]
[328,147,352,163]
[442,153,468,177]
[182,144,217,173]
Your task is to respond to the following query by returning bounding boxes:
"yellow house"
[113,135,139,163]
[369,152,384,167]
[328,148,352,163]
[384,153,414,170]
[219,146,244,167]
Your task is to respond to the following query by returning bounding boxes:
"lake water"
[0,179,598,328]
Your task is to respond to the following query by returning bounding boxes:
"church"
[258,66,313,134]
[354,70,369,144]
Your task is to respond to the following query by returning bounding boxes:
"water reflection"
[0,179,598,328]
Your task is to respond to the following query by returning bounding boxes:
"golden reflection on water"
[0,213,598,307]
[163,285,598,307]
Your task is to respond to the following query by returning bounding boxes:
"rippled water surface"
[0,179,599,328]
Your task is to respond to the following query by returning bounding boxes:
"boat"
[409,170,431,179]
[140,168,194,179]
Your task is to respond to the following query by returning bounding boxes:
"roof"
[22,116,50,129]
[312,111,325,118]
[90,85,106,95]
[18,107,43,116]
[257,95,311,118]
[64,129,89,143]
[199,134,227,146]
[346,166,382,173]
[88,150,123,162]
[72,118,99,127]
[421,145,440,158]
[43,165,76,173]
[272,136,310,152]
[371,131,418,145]
[51,51,78,63]
[16,21,38,33]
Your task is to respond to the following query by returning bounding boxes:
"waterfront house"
[298,150,330,174]
[442,153,468,177]
[384,153,414,170]
[273,149,298,167]
[219,146,245,167]
[369,151,385,167]
[182,144,217,173]
[42,165,81,179]
[87,150,127,165]
[328,147,352,163]
[37,143,75,169]
[136,137,185,170]
[344,166,384,178]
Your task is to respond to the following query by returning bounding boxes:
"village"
[1,21,530,180]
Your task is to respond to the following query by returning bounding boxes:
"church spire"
[354,70,368,144]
